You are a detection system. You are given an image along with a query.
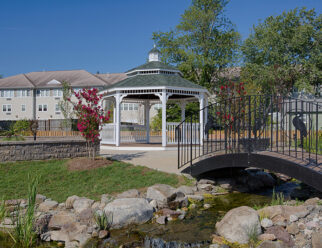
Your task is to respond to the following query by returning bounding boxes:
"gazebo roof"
[125,61,179,73]
[107,73,205,90]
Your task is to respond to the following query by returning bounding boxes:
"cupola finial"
[148,45,161,62]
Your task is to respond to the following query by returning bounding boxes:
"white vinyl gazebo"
[99,46,209,148]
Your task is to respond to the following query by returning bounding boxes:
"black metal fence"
[177,95,322,170]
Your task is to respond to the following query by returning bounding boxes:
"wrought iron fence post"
[190,115,193,175]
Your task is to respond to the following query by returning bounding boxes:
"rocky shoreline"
[0,174,321,248]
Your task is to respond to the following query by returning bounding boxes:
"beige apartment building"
[0,70,160,127]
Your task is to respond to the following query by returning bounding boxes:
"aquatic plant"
[271,189,285,206]
[9,176,38,248]
[94,210,113,231]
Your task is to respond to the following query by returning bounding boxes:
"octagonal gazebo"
[99,46,209,148]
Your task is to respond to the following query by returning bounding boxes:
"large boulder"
[48,211,77,230]
[265,226,294,247]
[65,195,80,209]
[72,197,94,214]
[38,200,58,212]
[215,206,261,244]
[312,231,322,248]
[257,241,287,248]
[104,198,153,228]
[116,189,141,198]
[146,184,176,208]
[175,186,194,196]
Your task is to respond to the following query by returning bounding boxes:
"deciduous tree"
[152,0,240,92]
[241,8,321,95]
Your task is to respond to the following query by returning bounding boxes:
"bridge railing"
[177,95,321,170]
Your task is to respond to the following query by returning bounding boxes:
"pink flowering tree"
[68,88,110,159]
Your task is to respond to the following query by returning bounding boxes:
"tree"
[58,81,75,130]
[152,0,240,92]
[241,8,322,95]
[69,88,110,159]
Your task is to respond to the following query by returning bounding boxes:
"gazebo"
[99,46,209,148]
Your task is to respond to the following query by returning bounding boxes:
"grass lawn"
[0,159,190,202]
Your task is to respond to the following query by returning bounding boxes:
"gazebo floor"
[101,143,177,151]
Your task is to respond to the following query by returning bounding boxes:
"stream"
[0,181,318,248]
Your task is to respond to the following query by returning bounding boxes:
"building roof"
[108,74,204,90]
[126,61,179,73]
[0,70,127,89]
[95,73,128,85]
[148,46,160,54]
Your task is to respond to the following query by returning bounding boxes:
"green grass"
[0,159,185,202]
[1,135,25,142]
[302,136,322,155]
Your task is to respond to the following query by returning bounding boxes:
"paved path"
[100,147,181,174]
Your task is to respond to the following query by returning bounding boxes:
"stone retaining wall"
[0,140,99,162]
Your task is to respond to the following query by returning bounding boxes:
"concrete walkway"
[100,146,181,174]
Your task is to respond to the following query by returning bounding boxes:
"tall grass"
[9,176,39,248]
[271,188,284,206]
[94,210,113,231]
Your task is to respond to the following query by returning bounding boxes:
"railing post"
[190,115,193,175]
[248,96,252,154]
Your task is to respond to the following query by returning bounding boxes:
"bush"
[13,119,30,135]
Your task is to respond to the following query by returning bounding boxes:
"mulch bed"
[67,157,113,171]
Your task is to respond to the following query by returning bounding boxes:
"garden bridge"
[176,95,322,191]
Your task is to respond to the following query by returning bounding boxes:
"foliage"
[152,0,240,92]
[2,135,25,141]
[0,159,187,202]
[69,88,110,159]
[13,119,30,135]
[246,225,260,248]
[150,103,199,131]
[241,7,322,95]
[10,176,38,248]
[302,134,322,155]
[271,189,285,206]
[94,211,113,231]
[58,81,75,130]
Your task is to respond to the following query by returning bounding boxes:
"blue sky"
[0,0,321,77]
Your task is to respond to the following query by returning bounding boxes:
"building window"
[22,104,26,112]
[16,90,29,97]
[36,89,50,97]
[134,104,139,110]
[53,89,63,97]
[55,104,61,112]
[0,90,14,98]
[2,104,12,112]
[124,103,128,111]
[38,104,48,112]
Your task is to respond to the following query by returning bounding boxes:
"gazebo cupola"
[100,46,209,148]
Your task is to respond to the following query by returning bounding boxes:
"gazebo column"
[115,93,121,147]
[180,101,186,144]
[144,101,151,143]
[199,94,205,146]
[161,90,167,147]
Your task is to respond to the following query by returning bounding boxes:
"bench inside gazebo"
[99,46,209,149]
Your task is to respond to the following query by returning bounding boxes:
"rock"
[116,189,140,198]
[286,222,299,235]
[40,232,51,242]
[58,203,65,209]
[258,233,276,241]
[3,218,13,225]
[211,234,224,244]
[72,197,94,214]
[91,230,98,238]
[35,214,52,235]
[217,178,233,190]
[78,208,94,226]
[48,211,77,230]
[304,197,320,206]
[91,201,101,210]
[204,203,211,209]
[149,199,158,209]
[36,194,47,204]
[65,195,80,209]
[294,233,307,247]
[98,230,109,239]
[101,194,114,204]
[103,198,153,228]
[261,218,273,229]
[187,194,204,202]
[265,226,294,247]
[156,216,167,225]
[198,179,216,185]
[38,200,58,212]
[189,203,196,209]
[255,171,276,188]
[168,193,188,210]
[306,220,319,229]
[146,184,176,208]
[288,214,298,223]
[159,208,181,218]
[312,231,322,248]
[256,240,287,248]
[215,206,261,244]
[175,185,194,195]
[198,184,213,191]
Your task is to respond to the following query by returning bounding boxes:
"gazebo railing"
[167,122,200,144]
[120,124,147,143]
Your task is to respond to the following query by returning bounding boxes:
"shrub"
[94,210,113,231]
[13,120,30,135]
